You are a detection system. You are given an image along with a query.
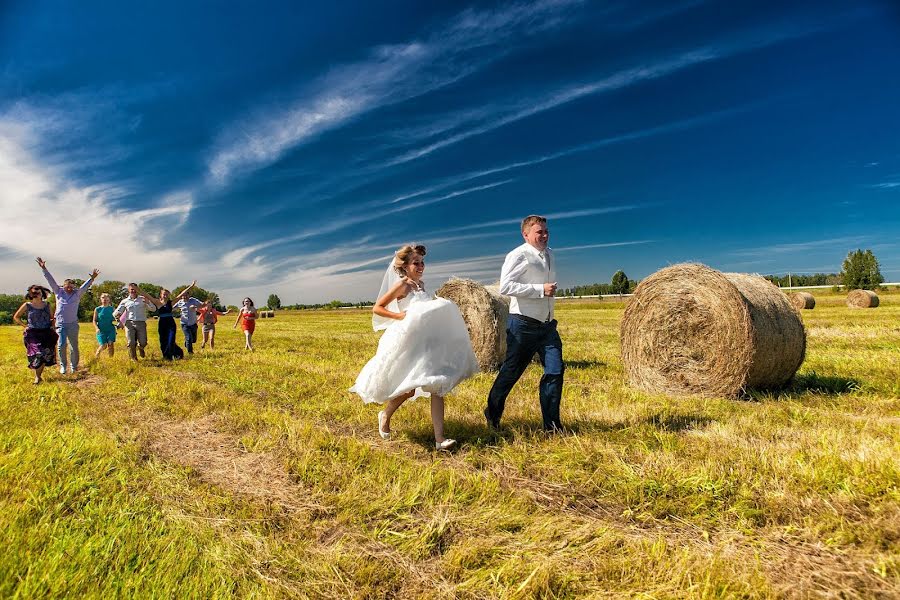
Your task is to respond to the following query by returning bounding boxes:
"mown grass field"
[1,289,898,598]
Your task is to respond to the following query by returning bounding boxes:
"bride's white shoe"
[435,438,456,451]
[378,410,390,440]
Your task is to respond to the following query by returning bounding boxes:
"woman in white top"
[350,244,479,450]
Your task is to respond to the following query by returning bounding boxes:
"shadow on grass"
[790,372,862,394]
[403,411,715,451]
[640,412,714,432]
[759,372,864,398]
[564,360,607,370]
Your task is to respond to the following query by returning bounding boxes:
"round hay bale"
[268,310,275,318]
[789,291,816,310]
[436,278,509,371]
[847,289,879,308]
[620,263,806,398]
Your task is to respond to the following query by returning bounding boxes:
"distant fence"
[313,283,900,310]
[779,283,900,290]
[557,294,632,301]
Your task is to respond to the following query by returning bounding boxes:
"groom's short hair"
[521,215,547,233]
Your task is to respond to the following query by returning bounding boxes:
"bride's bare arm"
[373,279,411,320]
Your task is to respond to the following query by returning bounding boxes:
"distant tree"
[173,283,217,302]
[138,282,163,299]
[88,279,127,305]
[267,294,282,310]
[610,270,629,294]
[841,249,884,290]
[0,293,26,313]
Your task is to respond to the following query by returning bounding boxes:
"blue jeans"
[486,315,564,430]
[56,322,80,370]
[181,323,198,353]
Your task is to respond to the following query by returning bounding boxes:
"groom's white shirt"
[499,242,555,322]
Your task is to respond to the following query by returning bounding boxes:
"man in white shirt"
[113,283,151,360]
[485,215,564,432]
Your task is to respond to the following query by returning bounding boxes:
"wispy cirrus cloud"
[554,240,655,252]
[375,10,859,168]
[729,236,867,258]
[384,49,720,166]
[206,0,584,185]
[221,179,516,269]
[435,205,646,235]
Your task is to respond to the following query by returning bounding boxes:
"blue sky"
[2,0,899,304]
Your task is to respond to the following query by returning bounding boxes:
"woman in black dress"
[142,282,195,360]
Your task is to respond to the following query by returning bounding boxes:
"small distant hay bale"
[258,311,267,319]
[436,278,509,371]
[268,310,275,318]
[790,292,816,310]
[620,263,806,398]
[847,289,879,308]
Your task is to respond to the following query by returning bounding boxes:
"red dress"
[240,309,257,333]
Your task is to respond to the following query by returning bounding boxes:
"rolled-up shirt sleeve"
[113,299,127,319]
[42,268,59,292]
[499,251,544,298]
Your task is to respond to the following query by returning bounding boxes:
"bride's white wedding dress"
[351,289,479,404]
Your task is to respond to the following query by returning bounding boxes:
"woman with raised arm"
[350,243,478,451]
[13,284,59,384]
[197,300,228,349]
[92,293,117,359]
[141,281,195,360]
[233,297,257,350]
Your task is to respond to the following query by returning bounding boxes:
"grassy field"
[1,289,898,598]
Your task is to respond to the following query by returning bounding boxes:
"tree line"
[0,250,887,323]
[0,281,223,325]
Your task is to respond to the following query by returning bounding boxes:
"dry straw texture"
[620,263,806,398]
[847,289,879,308]
[790,291,816,310]
[436,278,509,371]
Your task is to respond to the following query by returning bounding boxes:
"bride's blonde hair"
[393,243,426,276]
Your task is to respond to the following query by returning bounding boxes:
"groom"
[485,215,564,432]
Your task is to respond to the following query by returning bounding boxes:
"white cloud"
[220,179,516,272]
[435,204,645,235]
[0,108,201,291]
[206,0,583,185]
[730,236,867,258]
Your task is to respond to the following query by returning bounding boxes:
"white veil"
[372,256,401,331]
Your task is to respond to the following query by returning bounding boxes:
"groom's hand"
[544,282,557,297]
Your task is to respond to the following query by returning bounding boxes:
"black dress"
[156,300,184,360]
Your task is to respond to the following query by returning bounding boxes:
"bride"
[351,243,479,450]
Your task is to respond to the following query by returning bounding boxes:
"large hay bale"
[436,278,509,371]
[847,289,879,308]
[620,263,806,398]
[789,291,816,310]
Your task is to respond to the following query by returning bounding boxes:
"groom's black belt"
[510,313,552,325]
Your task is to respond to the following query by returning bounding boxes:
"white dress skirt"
[351,290,479,404]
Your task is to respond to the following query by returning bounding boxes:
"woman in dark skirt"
[13,284,59,384]
[141,286,191,360]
